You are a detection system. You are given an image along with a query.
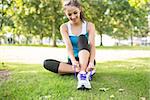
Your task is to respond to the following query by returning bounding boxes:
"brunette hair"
[64,0,85,22]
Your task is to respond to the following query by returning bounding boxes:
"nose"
[71,14,76,19]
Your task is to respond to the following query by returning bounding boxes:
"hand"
[86,62,95,72]
[72,60,80,72]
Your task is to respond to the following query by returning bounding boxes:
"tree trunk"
[0,0,4,31]
[51,20,57,47]
[40,33,43,45]
[16,34,20,44]
[26,31,31,45]
[100,33,103,46]
[130,33,133,46]
[26,36,29,45]
[145,36,148,46]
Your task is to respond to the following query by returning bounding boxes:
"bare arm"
[88,22,96,64]
[60,23,77,63]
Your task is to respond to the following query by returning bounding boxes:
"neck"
[70,20,82,26]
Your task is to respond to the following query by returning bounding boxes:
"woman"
[43,0,96,90]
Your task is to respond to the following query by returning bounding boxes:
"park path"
[0,46,150,64]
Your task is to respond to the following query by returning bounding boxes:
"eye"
[74,11,78,14]
[68,13,72,16]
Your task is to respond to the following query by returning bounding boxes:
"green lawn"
[0,58,150,100]
[96,46,150,50]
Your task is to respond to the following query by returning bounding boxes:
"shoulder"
[60,22,68,32]
[86,21,95,31]
[87,22,95,28]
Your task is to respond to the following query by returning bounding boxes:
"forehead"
[65,6,80,13]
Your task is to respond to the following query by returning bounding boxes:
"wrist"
[88,62,94,67]
[71,59,77,63]
[70,57,76,62]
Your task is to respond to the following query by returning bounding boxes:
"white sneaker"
[87,70,96,81]
[77,71,91,90]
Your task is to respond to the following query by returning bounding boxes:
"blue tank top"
[67,21,89,57]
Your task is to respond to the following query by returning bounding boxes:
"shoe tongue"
[80,73,86,80]
[79,71,86,74]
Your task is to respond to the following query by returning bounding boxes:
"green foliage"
[81,0,149,46]
[0,57,150,99]
[128,0,150,8]
[0,0,149,46]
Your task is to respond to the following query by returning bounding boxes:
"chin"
[72,21,77,24]
[71,20,79,24]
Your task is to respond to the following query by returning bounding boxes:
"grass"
[0,58,150,100]
[96,46,150,50]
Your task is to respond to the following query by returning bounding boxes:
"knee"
[43,59,60,73]
[78,35,89,52]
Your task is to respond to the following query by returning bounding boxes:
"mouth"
[71,18,77,22]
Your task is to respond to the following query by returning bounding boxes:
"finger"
[87,66,95,71]
[88,64,95,68]
[76,63,79,67]
[86,67,90,72]
[86,67,89,72]
[72,65,75,70]
[91,66,95,69]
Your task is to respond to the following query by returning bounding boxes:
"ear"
[79,7,82,12]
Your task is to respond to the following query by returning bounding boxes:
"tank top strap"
[81,21,87,35]
[67,21,87,36]
[67,22,74,36]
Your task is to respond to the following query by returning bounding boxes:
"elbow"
[66,45,73,52]
[90,43,96,52]
[90,43,95,49]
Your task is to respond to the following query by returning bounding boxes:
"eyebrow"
[67,10,78,13]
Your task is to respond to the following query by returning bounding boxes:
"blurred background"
[0,0,150,47]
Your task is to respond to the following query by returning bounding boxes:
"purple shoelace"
[74,65,77,79]
[80,74,86,80]
[89,69,92,80]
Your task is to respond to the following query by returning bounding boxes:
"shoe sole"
[77,85,91,90]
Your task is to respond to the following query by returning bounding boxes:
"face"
[65,6,81,24]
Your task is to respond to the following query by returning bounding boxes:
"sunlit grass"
[96,46,150,50]
[0,58,150,100]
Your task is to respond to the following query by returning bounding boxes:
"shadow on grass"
[0,57,149,100]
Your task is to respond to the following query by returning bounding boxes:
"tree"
[4,0,64,46]
[82,0,113,46]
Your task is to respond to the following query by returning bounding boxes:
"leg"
[78,50,90,71]
[43,59,79,74]
[77,35,91,90]
[78,35,90,72]
[58,62,79,74]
